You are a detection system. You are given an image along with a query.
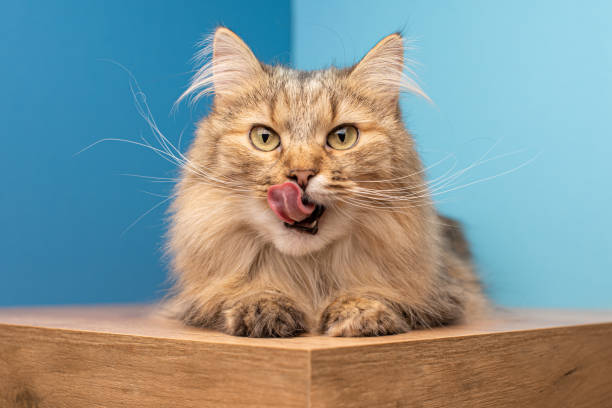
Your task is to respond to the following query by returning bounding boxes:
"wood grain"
[310,324,612,407]
[0,325,308,408]
[0,305,611,407]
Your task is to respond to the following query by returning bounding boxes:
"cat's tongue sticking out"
[267,182,315,224]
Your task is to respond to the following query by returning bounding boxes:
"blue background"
[0,0,290,305]
[2,0,610,307]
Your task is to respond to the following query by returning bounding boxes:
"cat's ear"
[210,27,263,97]
[177,27,263,106]
[348,33,428,101]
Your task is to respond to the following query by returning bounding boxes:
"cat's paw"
[223,293,307,337]
[319,295,410,337]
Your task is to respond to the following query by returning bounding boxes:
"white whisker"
[139,190,172,198]
[430,152,541,197]
[346,139,537,210]
[355,152,457,184]
[78,60,256,196]
[121,195,174,236]
[119,173,180,183]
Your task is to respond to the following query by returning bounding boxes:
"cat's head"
[178,27,429,256]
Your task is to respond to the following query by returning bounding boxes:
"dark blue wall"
[0,0,291,305]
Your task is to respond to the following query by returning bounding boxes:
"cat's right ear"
[176,27,263,106]
[210,27,264,98]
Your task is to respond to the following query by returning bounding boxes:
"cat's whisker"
[75,135,236,191]
[355,138,501,193]
[354,152,457,184]
[347,183,435,202]
[427,148,531,194]
[346,146,533,205]
[336,195,431,213]
[429,152,541,198]
[352,146,520,197]
[76,135,250,193]
[345,166,462,202]
[139,190,172,198]
[74,137,174,159]
[352,157,460,196]
[121,194,175,236]
[347,193,450,211]
[120,173,180,182]
[422,138,504,194]
[339,199,431,213]
[426,155,507,196]
[127,76,254,191]
[347,190,425,203]
[77,136,231,191]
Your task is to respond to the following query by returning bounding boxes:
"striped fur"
[165,27,486,337]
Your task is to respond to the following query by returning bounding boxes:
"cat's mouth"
[267,182,326,235]
[283,202,325,234]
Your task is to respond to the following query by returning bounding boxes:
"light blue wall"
[293,0,612,307]
[0,0,291,306]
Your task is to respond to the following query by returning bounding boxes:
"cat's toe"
[319,295,410,337]
[223,293,307,337]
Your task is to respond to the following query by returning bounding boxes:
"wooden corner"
[1,305,611,407]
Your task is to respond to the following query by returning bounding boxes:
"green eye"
[327,125,358,150]
[250,126,280,151]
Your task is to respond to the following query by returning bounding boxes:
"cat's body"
[166,28,485,337]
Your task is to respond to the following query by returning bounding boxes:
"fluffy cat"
[166,27,486,337]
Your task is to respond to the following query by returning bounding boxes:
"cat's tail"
[438,214,472,261]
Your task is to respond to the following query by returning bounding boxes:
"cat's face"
[181,28,427,256]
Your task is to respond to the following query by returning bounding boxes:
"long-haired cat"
[166,27,485,337]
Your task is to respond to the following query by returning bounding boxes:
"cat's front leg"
[222,291,308,338]
[319,294,410,337]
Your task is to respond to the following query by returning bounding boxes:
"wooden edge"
[1,305,611,351]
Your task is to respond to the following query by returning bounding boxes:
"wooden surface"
[1,305,611,407]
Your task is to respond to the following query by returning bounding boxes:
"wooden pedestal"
[1,305,611,407]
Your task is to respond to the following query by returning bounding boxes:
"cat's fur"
[166,27,486,337]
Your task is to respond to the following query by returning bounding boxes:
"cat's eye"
[249,126,280,151]
[327,125,358,150]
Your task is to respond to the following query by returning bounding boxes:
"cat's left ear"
[348,33,428,101]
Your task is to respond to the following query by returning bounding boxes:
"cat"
[165,27,486,337]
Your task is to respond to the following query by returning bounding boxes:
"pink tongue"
[267,182,315,224]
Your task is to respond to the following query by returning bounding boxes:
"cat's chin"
[268,206,353,256]
[271,228,330,257]
[248,205,344,257]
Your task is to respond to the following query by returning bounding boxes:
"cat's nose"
[288,169,317,189]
